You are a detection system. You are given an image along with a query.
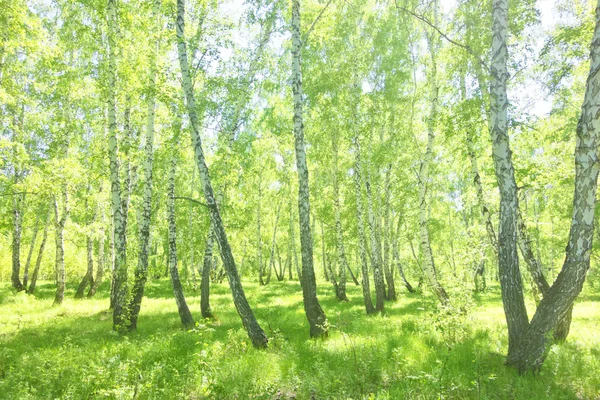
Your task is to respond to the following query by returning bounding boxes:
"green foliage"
[1,280,599,399]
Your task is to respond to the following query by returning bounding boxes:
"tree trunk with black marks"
[127,0,159,329]
[365,158,386,313]
[167,155,195,329]
[22,214,40,290]
[28,208,51,295]
[382,167,396,300]
[290,0,327,338]
[11,193,24,291]
[489,0,530,364]
[176,0,267,347]
[331,134,349,301]
[53,185,69,306]
[511,1,600,373]
[354,136,375,314]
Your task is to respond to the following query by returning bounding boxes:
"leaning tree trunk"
[11,193,24,291]
[365,158,386,313]
[290,0,327,338]
[201,222,214,319]
[53,185,69,306]
[22,213,40,289]
[167,154,195,329]
[354,136,376,314]
[511,1,600,373]
[489,0,530,365]
[418,17,449,306]
[176,0,268,348]
[127,0,159,329]
[331,133,349,301]
[28,208,51,295]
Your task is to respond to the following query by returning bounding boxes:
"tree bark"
[53,185,69,306]
[176,0,268,348]
[365,157,386,313]
[11,193,24,291]
[354,136,376,314]
[127,0,159,329]
[167,155,195,329]
[331,134,349,301]
[489,0,530,364]
[22,213,40,290]
[418,14,449,306]
[382,167,396,300]
[290,0,327,338]
[201,222,214,318]
[28,208,51,295]
[512,1,600,372]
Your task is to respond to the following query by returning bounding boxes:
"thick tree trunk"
[127,0,159,329]
[331,134,349,301]
[176,0,268,347]
[365,159,386,313]
[489,0,530,364]
[201,223,214,318]
[11,193,24,291]
[167,156,195,329]
[354,136,376,314]
[53,185,69,306]
[512,2,600,372]
[106,0,129,330]
[290,0,327,338]
[28,208,51,295]
[22,213,40,289]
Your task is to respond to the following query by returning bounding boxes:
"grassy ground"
[0,279,599,399]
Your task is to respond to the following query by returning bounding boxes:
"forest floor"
[0,279,599,399]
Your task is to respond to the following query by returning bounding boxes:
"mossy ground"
[1,279,599,399]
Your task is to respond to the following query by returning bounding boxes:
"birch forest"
[2,0,600,398]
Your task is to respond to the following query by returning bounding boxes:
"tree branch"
[302,0,335,45]
[395,2,489,73]
[174,196,209,208]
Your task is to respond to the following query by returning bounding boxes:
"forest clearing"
[2,0,600,397]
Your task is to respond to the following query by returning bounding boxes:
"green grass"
[1,279,599,399]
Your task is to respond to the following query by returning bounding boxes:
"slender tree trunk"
[290,0,327,338]
[289,195,299,281]
[53,185,69,306]
[22,214,40,289]
[127,0,159,329]
[354,136,375,314]
[489,0,530,364]
[266,201,282,285]
[418,16,449,305]
[365,157,386,313]
[332,134,349,301]
[167,155,195,329]
[201,223,214,318]
[28,208,51,295]
[176,0,267,347]
[11,193,24,291]
[382,167,396,300]
[257,178,265,285]
[75,235,95,299]
[393,217,415,293]
[88,229,105,297]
